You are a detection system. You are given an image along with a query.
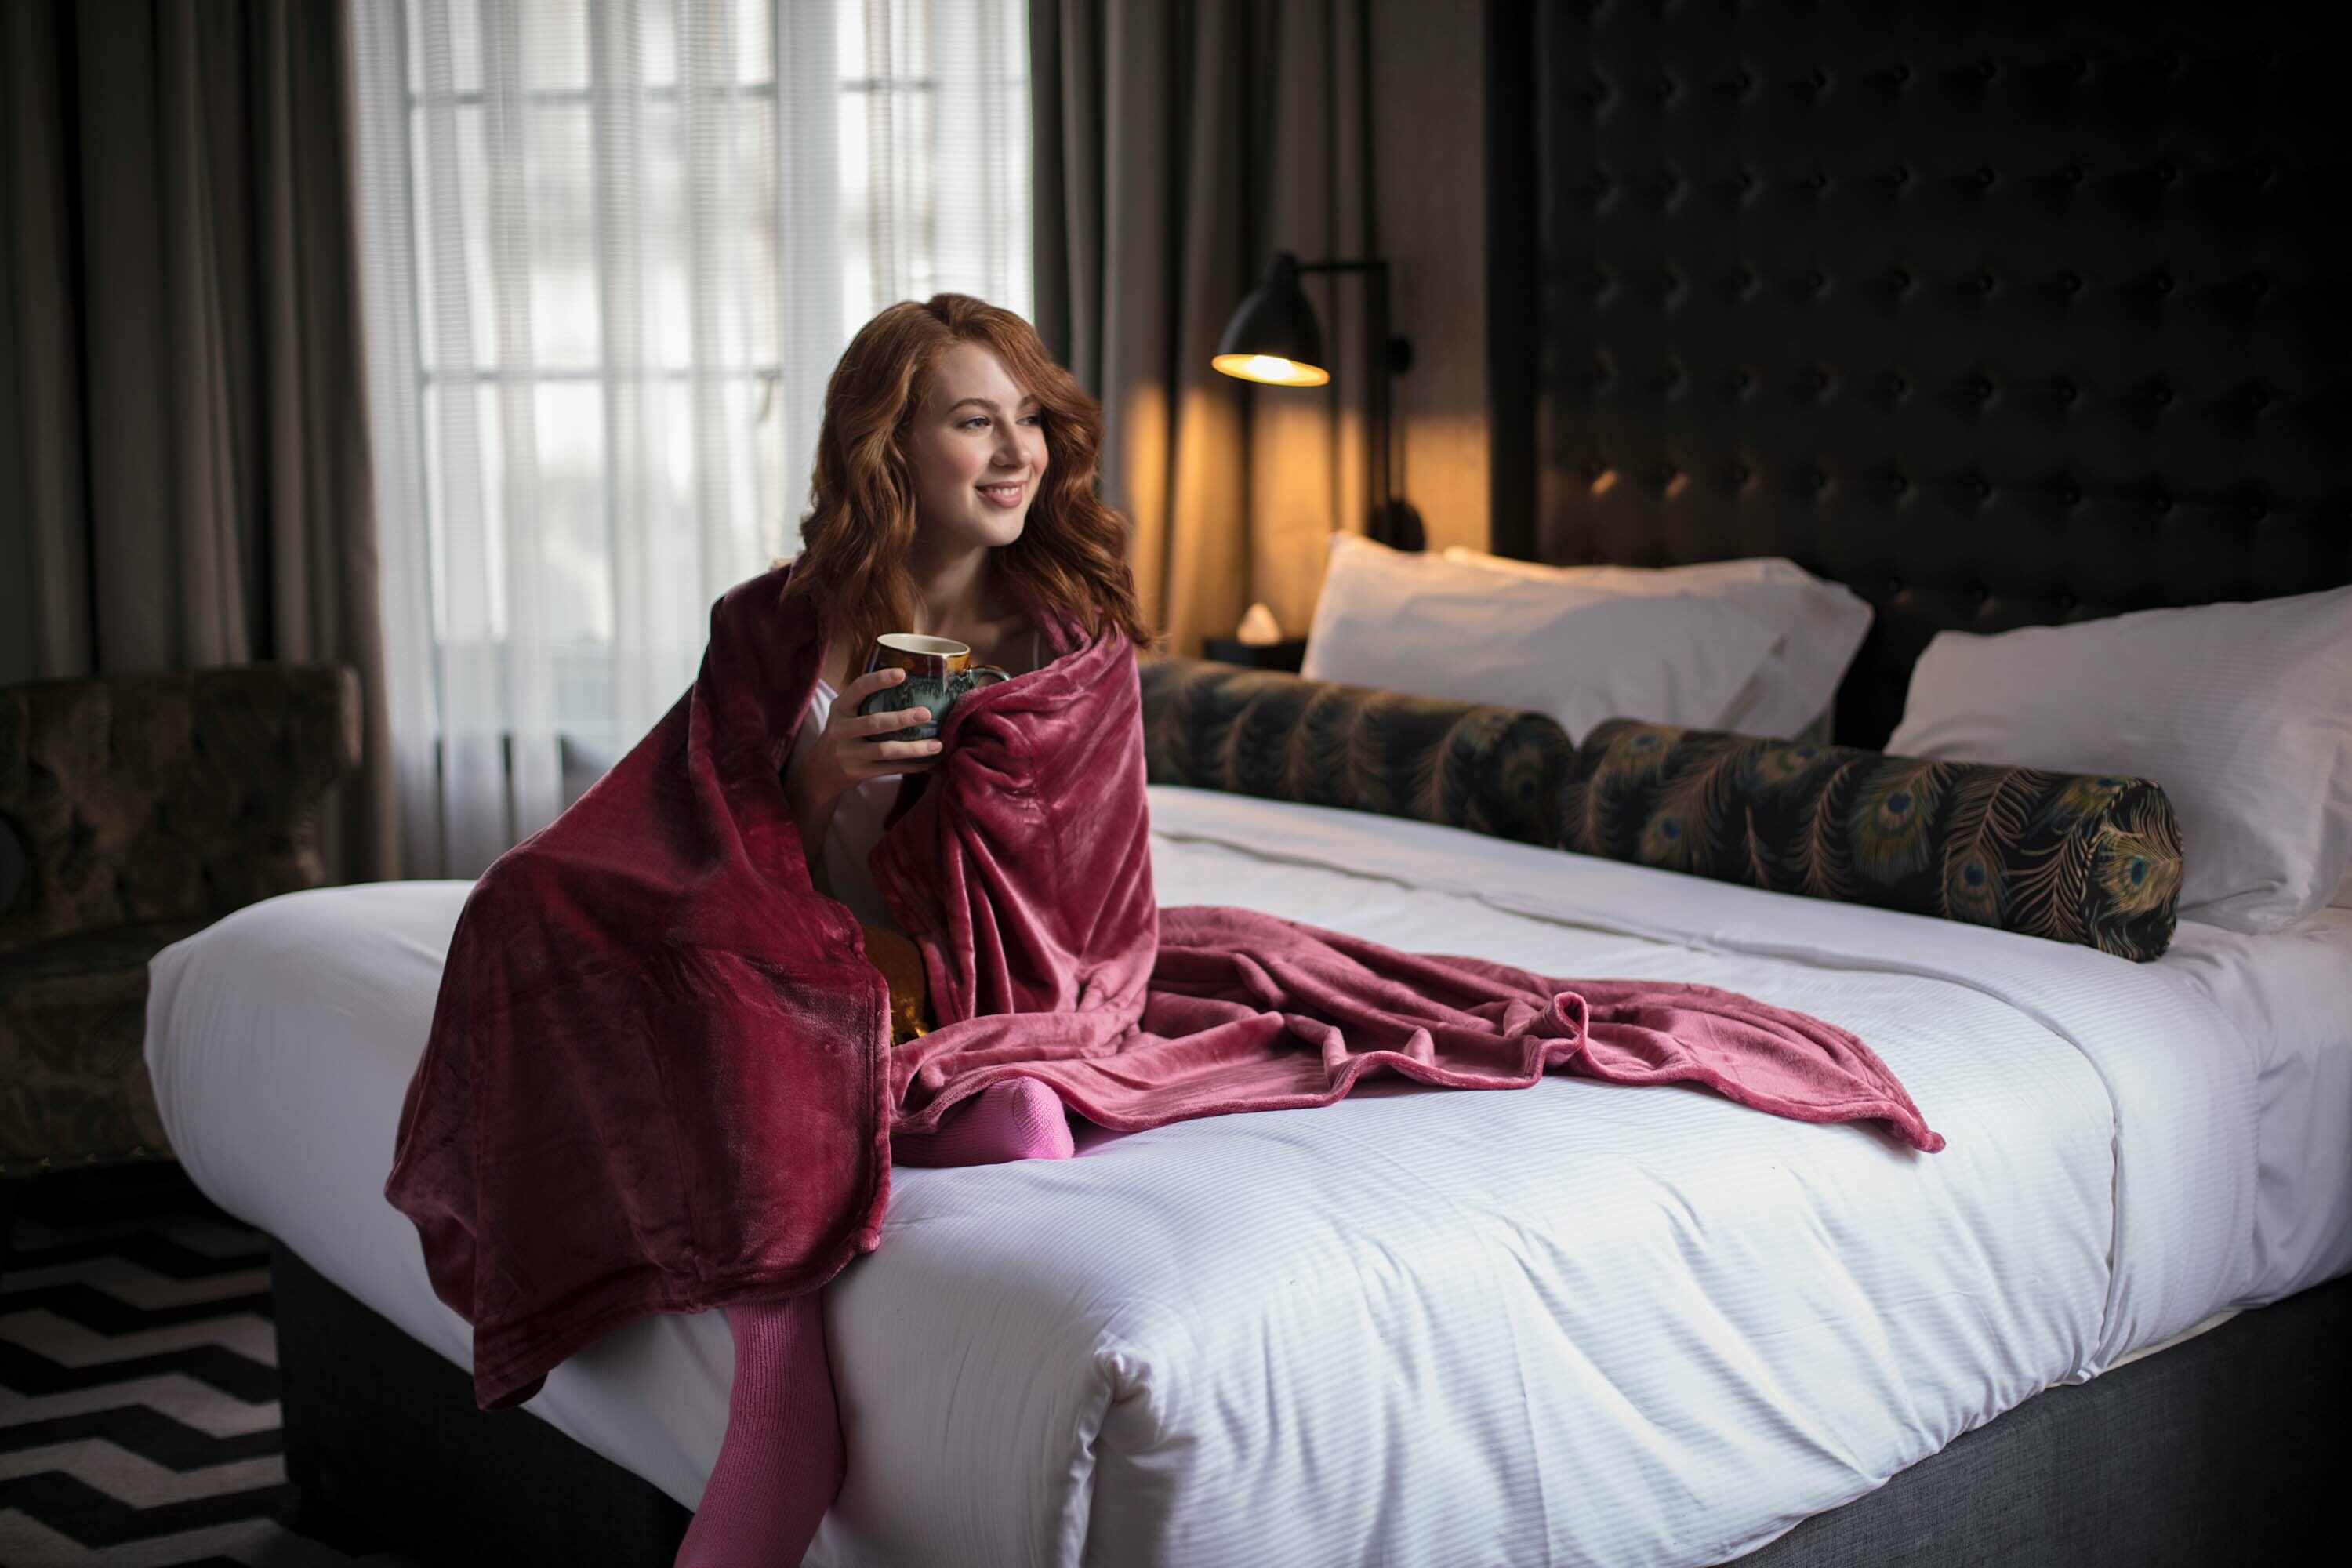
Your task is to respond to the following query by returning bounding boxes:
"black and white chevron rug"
[0,1171,426,1568]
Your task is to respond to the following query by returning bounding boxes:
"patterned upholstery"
[1565,719,2183,960]
[1139,658,1573,848]
[0,665,361,1172]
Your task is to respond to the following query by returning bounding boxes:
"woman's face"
[905,341,1049,553]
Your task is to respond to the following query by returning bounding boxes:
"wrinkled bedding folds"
[386,565,1937,1413]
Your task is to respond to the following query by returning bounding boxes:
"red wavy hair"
[782,294,1152,652]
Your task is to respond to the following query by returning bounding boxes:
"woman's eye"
[960,417,989,430]
[1018,414,1043,426]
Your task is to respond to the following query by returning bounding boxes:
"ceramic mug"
[858,633,1010,742]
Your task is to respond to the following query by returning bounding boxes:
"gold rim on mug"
[874,633,971,660]
[865,633,984,681]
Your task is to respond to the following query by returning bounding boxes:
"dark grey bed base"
[273,1240,691,1565]
[275,1237,2348,1566]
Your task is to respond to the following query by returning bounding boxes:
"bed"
[145,788,2352,1564]
[148,0,2352,1561]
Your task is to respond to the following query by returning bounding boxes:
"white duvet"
[145,787,2352,1567]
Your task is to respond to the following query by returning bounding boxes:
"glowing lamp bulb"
[1212,352,1332,387]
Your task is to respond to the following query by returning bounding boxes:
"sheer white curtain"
[351,0,1029,877]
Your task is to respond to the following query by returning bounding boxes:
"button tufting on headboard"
[1487,0,2352,748]
[0,815,24,915]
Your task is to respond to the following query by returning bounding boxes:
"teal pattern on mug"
[857,633,1010,742]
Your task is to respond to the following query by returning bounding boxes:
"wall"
[1374,0,1489,557]
[1236,0,1492,644]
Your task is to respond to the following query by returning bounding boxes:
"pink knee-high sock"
[892,1076,1075,1167]
[675,1294,841,1568]
[677,1083,1069,1564]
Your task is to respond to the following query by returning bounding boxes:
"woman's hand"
[787,666,944,819]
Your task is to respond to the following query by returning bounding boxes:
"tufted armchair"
[0,665,361,1175]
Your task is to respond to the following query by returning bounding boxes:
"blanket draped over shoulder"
[387,564,1942,1411]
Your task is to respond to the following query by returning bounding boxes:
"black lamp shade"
[1212,252,1330,386]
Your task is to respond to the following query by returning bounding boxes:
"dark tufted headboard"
[1485,0,2352,748]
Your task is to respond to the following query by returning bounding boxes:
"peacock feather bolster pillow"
[1563,720,2184,960]
[1140,658,1572,848]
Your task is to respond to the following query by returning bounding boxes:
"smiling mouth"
[978,480,1027,504]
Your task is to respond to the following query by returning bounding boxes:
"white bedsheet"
[144,787,2352,1567]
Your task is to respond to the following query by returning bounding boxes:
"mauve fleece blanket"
[387,564,1940,1411]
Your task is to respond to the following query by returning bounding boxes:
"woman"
[407,295,1938,1568]
[684,293,1152,1567]
[780,292,1159,1170]
[780,292,1149,934]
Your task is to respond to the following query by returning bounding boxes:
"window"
[352,0,1029,872]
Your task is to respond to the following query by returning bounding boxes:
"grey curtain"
[1031,0,1380,655]
[0,0,395,882]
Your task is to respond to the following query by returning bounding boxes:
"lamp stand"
[1298,258,1425,551]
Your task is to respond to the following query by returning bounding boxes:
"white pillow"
[1440,547,1873,739]
[1886,584,2352,934]
[1301,535,1783,742]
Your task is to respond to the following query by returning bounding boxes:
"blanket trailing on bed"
[387,564,1941,1411]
